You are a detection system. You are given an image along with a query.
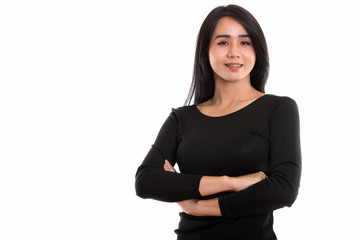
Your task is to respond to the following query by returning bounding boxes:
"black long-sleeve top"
[135,94,301,239]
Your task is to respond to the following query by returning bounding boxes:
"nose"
[227,45,241,58]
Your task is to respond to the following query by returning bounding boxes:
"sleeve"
[219,97,302,217]
[135,109,203,202]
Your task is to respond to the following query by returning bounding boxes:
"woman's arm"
[135,111,203,202]
[136,109,265,203]
[177,198,222,217]
[165,97,301,217]
[164,160,267,196]
[218,97,301,218]
[164,161,221,216]
[164,160,267,216]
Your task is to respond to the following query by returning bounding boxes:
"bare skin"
[163,17,268,217]
[198,17,264,118]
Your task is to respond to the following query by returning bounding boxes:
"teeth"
[226,64,243,67]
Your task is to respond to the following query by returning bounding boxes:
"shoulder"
[171,105,195,118]
[264,94,300,122]
[265,94,298,110]
[171,105,195,114]
[169,105,196,126]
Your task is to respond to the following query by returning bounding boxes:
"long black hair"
[185,5,269,105]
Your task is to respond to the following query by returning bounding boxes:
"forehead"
[212,17,248,37]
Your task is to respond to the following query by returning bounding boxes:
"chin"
[220,76,249,83]
[214,71,251,83]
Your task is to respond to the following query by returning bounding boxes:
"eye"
[217,41,229,46]
[240,41,251,46]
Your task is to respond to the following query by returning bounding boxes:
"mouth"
[225,63,243,70]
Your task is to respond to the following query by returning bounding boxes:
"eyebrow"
[215,34,250,39]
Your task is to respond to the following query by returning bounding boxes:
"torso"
[173,94,284,239]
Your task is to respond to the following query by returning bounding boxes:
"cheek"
[208,51,217,70]
[249,55,256,65]
[208,48,224,67]
[244,51,256,68]
[249,48,256,63]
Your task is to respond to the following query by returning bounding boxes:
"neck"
[211,76,259,105]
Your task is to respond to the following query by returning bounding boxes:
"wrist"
[195,198,221,217]
[199,175,234,196]
[222,175,235,192]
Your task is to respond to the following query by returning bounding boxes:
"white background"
[1,0,359,239]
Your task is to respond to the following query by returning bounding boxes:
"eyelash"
[217,41,228,45]
[217,41,251,46]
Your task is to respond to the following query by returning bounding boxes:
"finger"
[163,160,172,172]
[163,162,169,171]
[164,160,176,173]
[165,160,175,172]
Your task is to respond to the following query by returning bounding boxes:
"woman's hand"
[164,159,266,193]
[164,159,177,173]
[176,199,199,215]
[164,160,267,196]
[231,171,267,192]
[163,160,265,216]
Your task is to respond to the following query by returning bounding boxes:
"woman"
[135,4,301,240]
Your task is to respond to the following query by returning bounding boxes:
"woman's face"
[208,17,256,83]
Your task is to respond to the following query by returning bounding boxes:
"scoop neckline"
[194,94,268,119]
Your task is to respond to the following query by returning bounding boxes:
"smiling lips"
[225,63,243,71]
